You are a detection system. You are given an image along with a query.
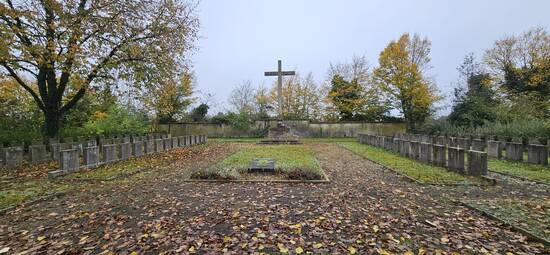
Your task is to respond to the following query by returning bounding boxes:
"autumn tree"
[327,75,364,120]
[373,33,439,131]
[484,27,549,118]
[229,80,256,116]
[325,55,389,121]
[449,53,496,127]
[0,0,199,137]
[269,72,322,120]
[145,71,195,123]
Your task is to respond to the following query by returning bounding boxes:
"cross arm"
[264,71,296,76]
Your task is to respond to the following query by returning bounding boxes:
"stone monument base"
[259,121,301,145]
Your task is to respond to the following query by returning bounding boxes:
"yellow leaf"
[404,251,414,255]
[188,246,195,252]
[277,243,289,253]
[418,248,426,255]
[378,248,392,255]
[313,243,323,249]
[130,252,138,255]
[372,225,379,233]
[295,247,304,254]
[348,246,357,254]
[37,236,46,241]
[223,236,231,242]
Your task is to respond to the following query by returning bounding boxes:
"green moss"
[465,199,550,241]
[340,142,483,185]
[489,159,550,183]
[0,180,76,210]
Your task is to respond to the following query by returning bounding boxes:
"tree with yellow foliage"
[373,33,440,131]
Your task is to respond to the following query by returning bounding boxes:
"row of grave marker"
[0,134,207,169]
[358,133,489,176]
[394,133,548,166]
[0,133,171,168]
[48,134,207,178]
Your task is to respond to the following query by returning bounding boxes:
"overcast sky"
[192,0,550,115]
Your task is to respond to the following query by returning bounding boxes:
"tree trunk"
[43,109,62,138]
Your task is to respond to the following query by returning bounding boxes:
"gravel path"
[0,142,547,254]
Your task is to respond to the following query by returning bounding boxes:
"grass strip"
[192,144,325,180]
[339,142,484,185]
[489,159,550,184]
[461,199,550,246]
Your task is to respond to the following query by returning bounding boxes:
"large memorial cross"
[264,60,295,120]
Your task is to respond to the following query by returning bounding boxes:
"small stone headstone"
[248,158,276,172]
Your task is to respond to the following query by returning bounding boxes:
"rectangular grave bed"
[191,145,325,181]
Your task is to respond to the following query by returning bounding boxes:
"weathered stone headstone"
[120,143,131,160]
[419,143,432,163]
[83,146,100,168]
[29,144,48,163]
[392,138,400,153]
[467,150,488,176]
[172,137,179,148]
[400,140,410,157]
[527,144,548,165]
[5,147,23,168]
[133,141,144,157]
[155,139,164,152]
[179,136,187,147]
[448,147,465,174]
[249,158,276,172]
[103,144,118,163]
[471,139,486,151]
[144,139,155,154]
[505,142,523,161]
[164,138,173,150]
[456,138,471,150]
[487,140,502,159]
[60,149,79,172]
[50,143,61,161]
[432,144,446,167]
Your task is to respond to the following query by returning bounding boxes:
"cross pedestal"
[260,60,300,144]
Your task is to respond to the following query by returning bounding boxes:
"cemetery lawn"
[192,144,325,180]
[340,142,484,185]
[489,159,550,183]
[463,198,550,242]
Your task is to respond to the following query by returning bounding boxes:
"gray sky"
[192,0,550,115]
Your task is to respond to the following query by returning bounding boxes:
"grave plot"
[340,142,487,185]
[190,144,327,181]
[462,198,550,245]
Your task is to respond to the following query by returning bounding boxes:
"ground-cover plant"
[340,142,484,185]
[464,198,550,242]
[192,144,324,180]
[489,159,550,183]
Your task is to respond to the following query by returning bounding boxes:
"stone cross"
[265,60,295,120]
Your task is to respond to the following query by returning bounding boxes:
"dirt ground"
[0,142,548,254]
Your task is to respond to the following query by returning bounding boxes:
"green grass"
[0,180,76,210]
[192,144,324,180]
[340,142,484,185]
[69,159,147,180]
[464,198,550,241]
[489,159,550,183]
[211,137,356,143]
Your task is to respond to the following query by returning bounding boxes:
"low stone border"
[339,144,495,187]
[183,174,330,184]
[62,167,148,182]
[488,170,549,185]
[458,200,550,247]
[0,191,69,215]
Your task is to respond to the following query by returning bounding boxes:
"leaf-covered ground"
[0,142,548,254]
